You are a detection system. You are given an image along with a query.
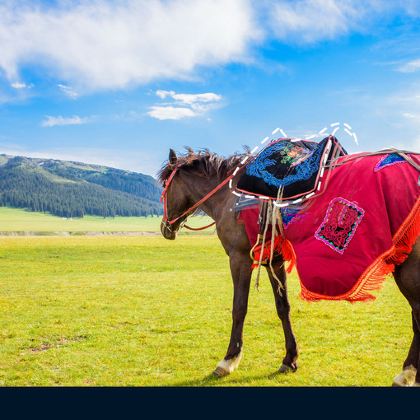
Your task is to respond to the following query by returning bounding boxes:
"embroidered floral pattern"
[374,153,406,172]
[315,197,365,254]
[279,144,312,166]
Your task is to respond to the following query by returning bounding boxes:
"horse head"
[159,149,193,240]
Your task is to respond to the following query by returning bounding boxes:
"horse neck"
[181,170,233,222]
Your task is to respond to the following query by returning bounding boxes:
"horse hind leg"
[415,313,420,386]
[412,308,420,386]
[392,311,419,386]
[393,239,420,387]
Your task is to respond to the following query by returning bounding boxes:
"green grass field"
[0,207,213,233]
[0,235,411,386]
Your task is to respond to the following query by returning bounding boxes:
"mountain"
[0,154,162,218]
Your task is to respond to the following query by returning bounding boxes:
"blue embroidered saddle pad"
[237,136,347,200]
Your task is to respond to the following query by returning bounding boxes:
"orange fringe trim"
[251,236,296,273]
[299,197,420,302]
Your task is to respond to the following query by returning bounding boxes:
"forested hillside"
[0,154,162,217]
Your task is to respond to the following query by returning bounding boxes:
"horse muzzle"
[160,220,177,240]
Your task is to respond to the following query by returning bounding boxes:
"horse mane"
[157,148,247,186]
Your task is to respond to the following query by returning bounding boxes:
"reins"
[183,221,216,231]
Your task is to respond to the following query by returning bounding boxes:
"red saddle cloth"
[239,153,420,302]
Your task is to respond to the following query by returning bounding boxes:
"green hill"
[0,154,162,218]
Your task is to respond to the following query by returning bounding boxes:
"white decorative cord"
[230,122,358,207]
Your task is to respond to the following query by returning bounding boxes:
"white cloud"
[397,59,420,73]
[10,81,30,89]
[264,0,420,44]
[266,0,365,44]
[402,111,420,120]
[41,115,90,128]
[58,84,79,99]
[0,0,259,91]
[156,90,176,100]
[148,89,222,120]
[156,90,222,105]
[147,106,197,121]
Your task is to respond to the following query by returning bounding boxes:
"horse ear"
[169,149,177,165]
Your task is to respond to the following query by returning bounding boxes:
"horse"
[158,148,420,386]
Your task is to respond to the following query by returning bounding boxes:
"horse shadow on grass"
[171,369,295,387]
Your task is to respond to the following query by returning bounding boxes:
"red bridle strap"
[161,168,235,226]
[160,165,180,222]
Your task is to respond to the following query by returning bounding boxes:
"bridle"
[160,165,236,230]
[161,165,180,225]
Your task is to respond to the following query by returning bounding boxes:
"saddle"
[237,136,347,201]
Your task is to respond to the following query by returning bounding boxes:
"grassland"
[0,235,411,386]
[0,207,213,233]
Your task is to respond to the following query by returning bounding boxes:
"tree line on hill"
[0,155,163,218]
[41,160,161,202]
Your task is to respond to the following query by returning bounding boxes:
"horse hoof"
[213,366,229,378]
[213,352,243,378]
[278,363,297,374]
[392,365,417,387]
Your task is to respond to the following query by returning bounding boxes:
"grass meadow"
[0,207,214,234]
[0,234,412,386]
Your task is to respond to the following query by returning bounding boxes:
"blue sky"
[1,0,420,175]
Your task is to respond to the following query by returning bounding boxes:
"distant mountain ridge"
[0,154,162,217]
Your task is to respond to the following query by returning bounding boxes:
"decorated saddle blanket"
[237,152,420,302]
[237,136,346,200]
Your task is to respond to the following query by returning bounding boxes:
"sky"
[1,0,420,176]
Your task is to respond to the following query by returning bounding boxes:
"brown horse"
[159,148,420,386]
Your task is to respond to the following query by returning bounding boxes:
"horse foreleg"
[266,260,298,374]
[213,251,252,377]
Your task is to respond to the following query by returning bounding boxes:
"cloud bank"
[0,1,419,94]
[0,0,259,91]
